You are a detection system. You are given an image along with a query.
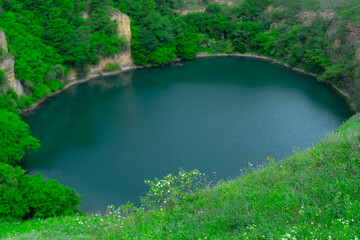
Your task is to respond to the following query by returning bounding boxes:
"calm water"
[23,57,353,213]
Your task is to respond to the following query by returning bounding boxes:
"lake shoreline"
[21,53,356,115]
[21,65,142,115]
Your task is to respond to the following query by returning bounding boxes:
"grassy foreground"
[1,114,360,239]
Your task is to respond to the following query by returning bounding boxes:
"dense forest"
[1,0,360,237]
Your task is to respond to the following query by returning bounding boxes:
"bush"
[104,62,121,72]
[141,168,208,209]
[0,94,18,113]
[176,31,199,60]
[0,70,5,85]
[0,162,82,221]
[0,109,40,165]
[149,45,177,66]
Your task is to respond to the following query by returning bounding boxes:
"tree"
[0,109,40,165]
[176,31,199,60]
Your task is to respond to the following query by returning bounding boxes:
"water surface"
[23,57,353,213]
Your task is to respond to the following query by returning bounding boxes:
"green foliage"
[0,93,18,113]
[89,5,127,57]
[45,65,66,82]
[238,0,271,21]
[5,113,360,239]
[337,3,360,24]
[0,0,360,234]
[250,32,272,53]
[0,0,128,109]
[0,109,40,165]
[149,45,177,66]
[141,168,208,209]
[103,62,121,72]
[92,114,360,239]
[0,162,82,221]
[0,70,6,86]
[271,9,285,21]
[17,95,36,110]
[176,31,199,60]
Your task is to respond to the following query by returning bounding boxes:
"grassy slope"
[1,113,359,239]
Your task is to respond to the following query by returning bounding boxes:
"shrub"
[0,109,40,165]
[104,62,121,72]
[176,31,199,60]
[0,162,82,221]
[149,45,177,66]
[141,168,208,209]
[0,93,18,113]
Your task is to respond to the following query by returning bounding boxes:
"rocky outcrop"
[175,8,205,16]
[214,0,233,6]
[0,30,8,52]
[0,30,23,95]
[265,5,285,13]
[346,23,360,61]
[297,10,336,26]
[88,8,133,77]
[347,23,360,46]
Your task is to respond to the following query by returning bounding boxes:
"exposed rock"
[0,30,23,95]
[347,23,360,47]
[333,38,342,49]
[270,20,286,29]
[356,48,360,61]
[89,8,133,77]
[81,12,89,20]
[297,10,335,26]
[326,21,342,49]
[214,0,233,6]
[265,5,275,13]
[175,8,205,16]
[265,5,285,13]
[0,30,8,52]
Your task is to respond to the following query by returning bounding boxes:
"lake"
[23,57,353,213]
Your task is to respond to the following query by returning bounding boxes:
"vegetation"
[0,109,39,165]
[1,113,360,239]
[0,162,81,221]
[0,0,127,109]
[0,0,360,237]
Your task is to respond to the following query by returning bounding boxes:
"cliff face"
[0,30,8,52]
[0,30,23,95]
[88,9,133,77]
[297,10,336,26]
[347,23,360,60]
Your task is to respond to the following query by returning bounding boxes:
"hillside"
[2,112,360,239]
[1,0,360,238]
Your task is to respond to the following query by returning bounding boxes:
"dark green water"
[23,57,353,213]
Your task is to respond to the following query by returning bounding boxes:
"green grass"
[1,113,360,239]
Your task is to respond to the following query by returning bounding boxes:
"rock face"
[297,10,336,26]
[347,23,360,46]
[89,9,133,77]
[0,30,8,52]
[346,23,360,61]
[0,30,23,95]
